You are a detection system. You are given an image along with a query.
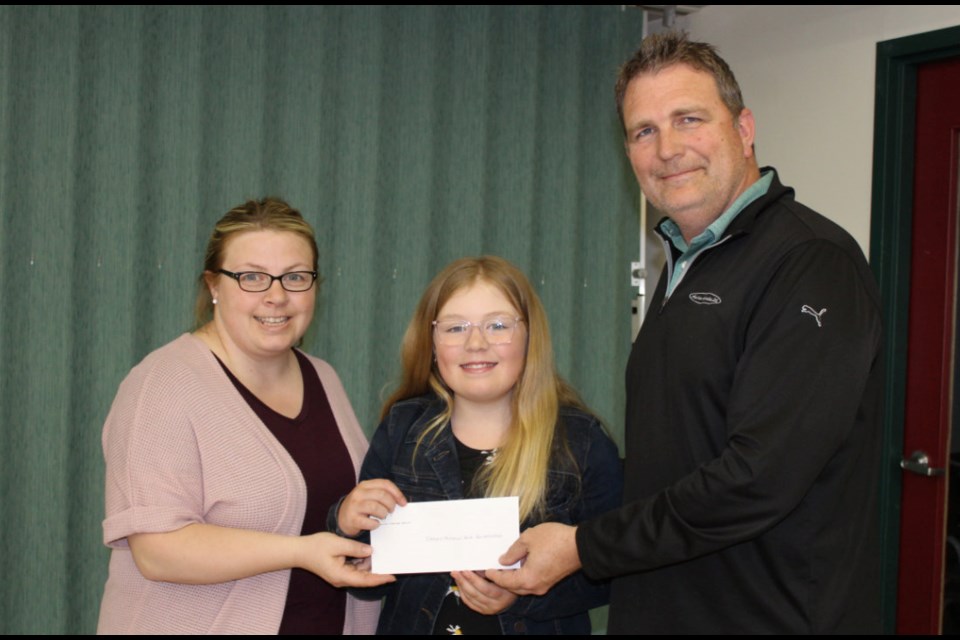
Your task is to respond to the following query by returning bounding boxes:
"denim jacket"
[337,394,623,635]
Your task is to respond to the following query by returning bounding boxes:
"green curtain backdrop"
[0,5,642,634]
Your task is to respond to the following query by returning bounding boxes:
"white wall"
[670,5,960,257]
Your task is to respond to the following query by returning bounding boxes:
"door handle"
[900,450,946,477]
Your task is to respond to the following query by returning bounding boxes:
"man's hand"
[486,523,581,596]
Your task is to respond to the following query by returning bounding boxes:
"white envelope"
[370,496,521,574]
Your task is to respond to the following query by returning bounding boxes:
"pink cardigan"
[98,334,379,634]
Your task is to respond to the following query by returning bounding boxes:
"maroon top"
[218,350,355,635]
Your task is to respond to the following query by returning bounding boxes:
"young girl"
[335,256,622,635]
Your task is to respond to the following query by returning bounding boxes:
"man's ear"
[736,108,756,159]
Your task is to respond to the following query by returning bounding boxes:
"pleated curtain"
[0,5,642,633]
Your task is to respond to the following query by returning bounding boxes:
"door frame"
[870,24,960,633]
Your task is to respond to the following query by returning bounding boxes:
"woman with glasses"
[333,256,622,634]
[98,198,389,634]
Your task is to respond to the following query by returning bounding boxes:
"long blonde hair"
[382,256,588,522]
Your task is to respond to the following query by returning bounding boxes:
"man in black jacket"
[490,31,883,633]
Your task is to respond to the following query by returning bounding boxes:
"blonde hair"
[194,197,319,328]
[382,256,589,522]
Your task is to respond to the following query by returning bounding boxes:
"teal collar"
[661,170,774,253]
[659,170,773,298]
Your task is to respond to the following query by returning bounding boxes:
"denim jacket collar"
[416,424,464,501]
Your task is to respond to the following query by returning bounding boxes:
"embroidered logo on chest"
[801,305,827,327]
[689,292,721,305]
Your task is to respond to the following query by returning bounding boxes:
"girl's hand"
[337,479,407,537]
[450,570,519,615]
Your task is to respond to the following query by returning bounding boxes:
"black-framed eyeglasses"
[218,269,318,292]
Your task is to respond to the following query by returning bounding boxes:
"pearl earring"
[212,297,218,305]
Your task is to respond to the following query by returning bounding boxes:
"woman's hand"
[298,532,395,588]
[450,570,519,615]
[337,479,407,537]
[128,524,395,587]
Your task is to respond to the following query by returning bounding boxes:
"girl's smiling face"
[433,280,527,412]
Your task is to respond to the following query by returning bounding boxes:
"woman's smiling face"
[207,229,316,361]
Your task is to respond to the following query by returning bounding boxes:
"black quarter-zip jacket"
[578,169,883,633]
